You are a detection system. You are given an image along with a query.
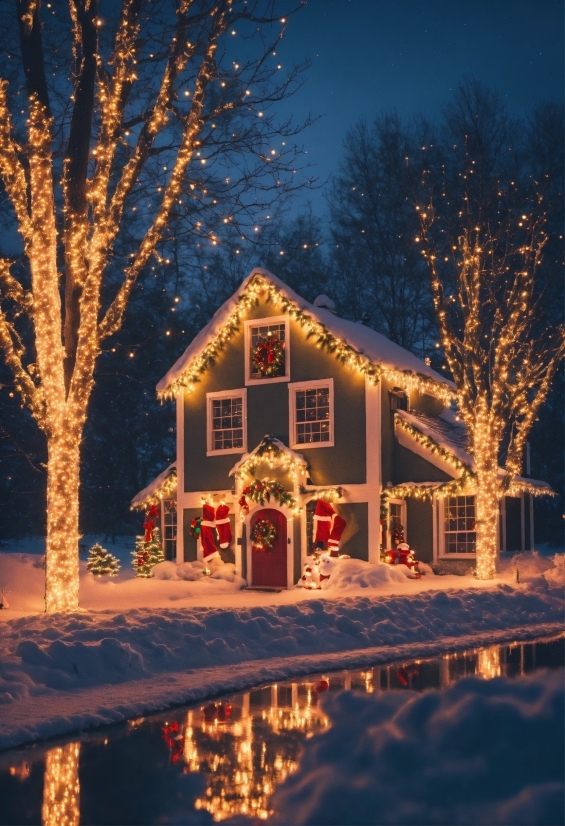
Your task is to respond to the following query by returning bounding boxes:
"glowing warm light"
[41,743,80,826]
[159,274,455,405]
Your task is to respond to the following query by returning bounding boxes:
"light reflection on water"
[1,635,563,826]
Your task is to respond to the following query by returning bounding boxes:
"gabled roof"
[156,268,455,403]
[394,410,553,497]
[230,435,307,479]
[131,463,177,509]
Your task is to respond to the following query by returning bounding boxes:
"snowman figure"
[318,553,338,589]
[300,559,320,590]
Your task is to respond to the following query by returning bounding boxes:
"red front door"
[250,508,288,588]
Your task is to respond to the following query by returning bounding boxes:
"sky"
[274,0,565,215]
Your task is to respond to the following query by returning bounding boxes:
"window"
[244,316,289,384]
[306,499,318,555]
[388,500,406,547]
[207,390,247,455]
[289,379,334,448]
[390,388,408,410]
[443,495,476,554]
[162,500,177,561]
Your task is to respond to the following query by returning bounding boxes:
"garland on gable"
[240,478,296,509]
[394,415,471,475]
[158,274,456,405]
[232,435,306,480]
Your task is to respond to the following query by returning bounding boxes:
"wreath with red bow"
[252,518,277,550]
[252,335,285,377]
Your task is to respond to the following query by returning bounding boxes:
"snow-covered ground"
[271,669,564,825]
[0,539,563,752]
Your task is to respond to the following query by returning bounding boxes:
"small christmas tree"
[87,543,121,576]
[132,528,165,578]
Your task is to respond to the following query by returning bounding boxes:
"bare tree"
[328,114,434,353]
[0,0,311,611]
[415,81,564,579]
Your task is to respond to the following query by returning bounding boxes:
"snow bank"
[272,669,564,825]
[0,575,562,750]
[152,560,246,587]
[320,557,413,590]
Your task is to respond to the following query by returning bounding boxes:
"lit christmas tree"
[132,529,165,578]
[86,543,120,576]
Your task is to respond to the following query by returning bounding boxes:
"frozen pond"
[0,634,563,825]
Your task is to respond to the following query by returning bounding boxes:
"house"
[132,268,551,587]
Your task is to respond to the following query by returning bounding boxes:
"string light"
[417,183,563,579]
[159,273,456,405]
[131,468,177,510]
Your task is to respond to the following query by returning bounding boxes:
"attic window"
[244,316,290,385]
[390,388,408,411]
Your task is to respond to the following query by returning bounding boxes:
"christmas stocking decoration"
[200,503,219,560]
[327,514,347,556]
[215,504,232,549]
[313,499,336,547]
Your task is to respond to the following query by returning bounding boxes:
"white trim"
[432,495,439,562]
[438,495,478,559]
[244,314,290,386]
[288,378,334,449]
[529,493,534,551]
[387,498,407,549]
[520,491,526,552]
[175,391,185,564]
[365,377,381,564]
[206,388,247,456]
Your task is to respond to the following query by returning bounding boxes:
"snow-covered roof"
[131,463,177,509]
[157,268,455,401]
[230,435,307,478]
[396,409,473,468]
[395,410,553,495]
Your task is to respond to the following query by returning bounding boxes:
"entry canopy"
[230,435,307,481]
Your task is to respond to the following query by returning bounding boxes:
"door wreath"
[252,518,277,550]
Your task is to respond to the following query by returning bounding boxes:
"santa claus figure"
[200,503,219,561]
[215,504,232,549]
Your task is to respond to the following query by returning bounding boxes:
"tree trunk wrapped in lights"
[414,81,564,579]
[0,0,309,612]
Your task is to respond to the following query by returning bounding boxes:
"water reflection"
[0,634,562,826]
[41,743,80,826]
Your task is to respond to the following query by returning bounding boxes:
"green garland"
[242,478,296,509]
[252,518,277,550]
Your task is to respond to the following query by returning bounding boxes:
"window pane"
[210,396,244,451]
[294,385,332,445]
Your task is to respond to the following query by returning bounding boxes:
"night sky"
[274,0,564,213]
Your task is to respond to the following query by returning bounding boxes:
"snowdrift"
[0,574,563,750]
[272,669,564,825]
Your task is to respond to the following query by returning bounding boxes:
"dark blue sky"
[275,0,564,214]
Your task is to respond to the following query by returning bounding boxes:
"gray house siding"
[184,298,366,493]
[406,499,434,563]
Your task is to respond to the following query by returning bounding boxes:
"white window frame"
[387,498,407,549]
[206,388,247,456]
[438,494,477,558]
[244,315,290,385]
[289,378,334,449]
